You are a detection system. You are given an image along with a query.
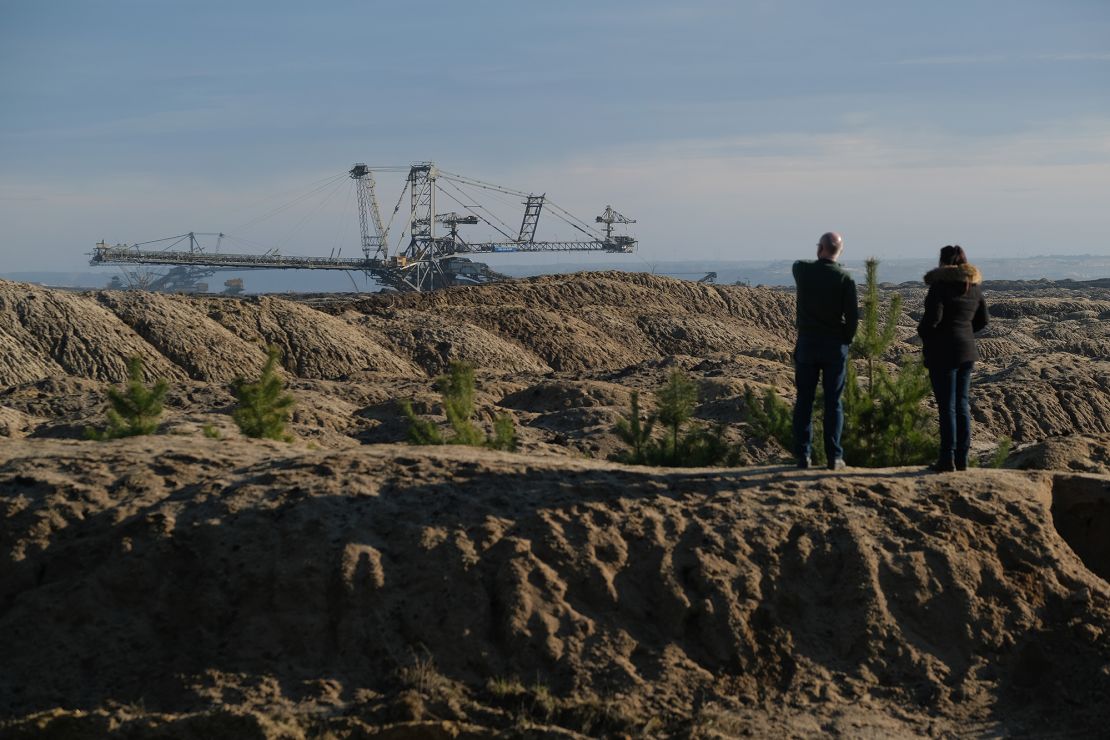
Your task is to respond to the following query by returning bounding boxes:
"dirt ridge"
[1,438,1108,736]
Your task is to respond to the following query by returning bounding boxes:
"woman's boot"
[955,449,969,471]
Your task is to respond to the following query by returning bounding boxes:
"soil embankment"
[2,438,1109,737]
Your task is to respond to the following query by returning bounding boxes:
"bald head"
[817,231,843,260]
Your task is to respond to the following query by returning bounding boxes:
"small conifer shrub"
[656,370,699,464]
[852,258,903,394]
[986,436,1013,468]
[402,361,518,451]
[86,356,167,440]
[843,258,936,467]
[401,400,445,445]
[435,360,485,446]
[489,412,518,452]
[743,383,833,465]
[231,346,295,441]
[613,369,742,467]
[614,391,654,462]
[743,384,791,452]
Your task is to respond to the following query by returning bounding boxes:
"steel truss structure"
[90,162,637,293]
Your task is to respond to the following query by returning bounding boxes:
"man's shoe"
[797,457,812,469]
[955,451,969,471]
[827,458,847,471]
[929,458,956,473]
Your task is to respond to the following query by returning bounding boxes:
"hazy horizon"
[8,253,1110,295]
[2,1,1109,273]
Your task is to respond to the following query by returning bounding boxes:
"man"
[792,231,858,470]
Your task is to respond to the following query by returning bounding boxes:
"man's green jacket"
[792,258,859,343]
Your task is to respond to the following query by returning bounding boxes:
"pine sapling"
[842,258,935,467]
[86,356,168,440]
[872,358,935,466]
[232,346,295,441]
[743,384,793,455]
[676,422,746,467]
[987,436,1013,468]
[614,371,740,467]
[746,383,829,465]
[614,390,654,464]
[489,413,518,452]
[839,365,869,464]
[656,370,698,465]
[401,400,445,445]
[852,257,902,395]
[437,361,485,446]
[402,361,519,450]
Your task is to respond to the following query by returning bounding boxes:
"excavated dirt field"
[2,272,1110,737]
[3,272,1110,456]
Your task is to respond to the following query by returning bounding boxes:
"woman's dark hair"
[939,245,967,266]
[939,244,971,294]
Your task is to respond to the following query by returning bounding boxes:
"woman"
[917,245,989,471]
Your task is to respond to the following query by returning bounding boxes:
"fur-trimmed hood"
[924,263,982,285]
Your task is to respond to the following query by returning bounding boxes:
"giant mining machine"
[90,162,637,293]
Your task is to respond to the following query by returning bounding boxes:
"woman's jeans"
[793,335,849,463]
[929,362,973,463]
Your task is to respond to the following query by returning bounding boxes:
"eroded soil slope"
[2,438,1109,737]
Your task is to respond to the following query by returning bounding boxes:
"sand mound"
[0,281,185,385]
[1052,474,1110,584]
[206,297,419,379]
[0,376,115,424]
[455,304,649,373]
[340,273,798,374]
[95,291,269,382]
[1008,434,1110,475]
[975,336,1026,361]
[635,314,788,360]
[370,310,552,375]
[988,297,1110,319]
[500,379,632,414]
[2,438,1108,737]
[4,274,1110,736]
[0,406,38,438]
[975,354,1110,442]
[0,328,59,387]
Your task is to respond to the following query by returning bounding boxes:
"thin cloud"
[893,54,1008,66]
[895,51,1110,65]
[0,92,311,142]
[1034,52,1110,62]
[565,118,1110,177]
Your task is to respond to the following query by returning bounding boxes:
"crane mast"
[518,195,544,242]
[350,164,388,260]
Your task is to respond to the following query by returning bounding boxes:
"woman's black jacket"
[916,264,989,369]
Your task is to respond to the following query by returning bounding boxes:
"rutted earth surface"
[1,272,1110,737]
[2,439,1110,738]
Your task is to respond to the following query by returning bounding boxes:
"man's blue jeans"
[793,335,850,463]
[929,362,974,462]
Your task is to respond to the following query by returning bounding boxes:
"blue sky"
[2,0,1109,273]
